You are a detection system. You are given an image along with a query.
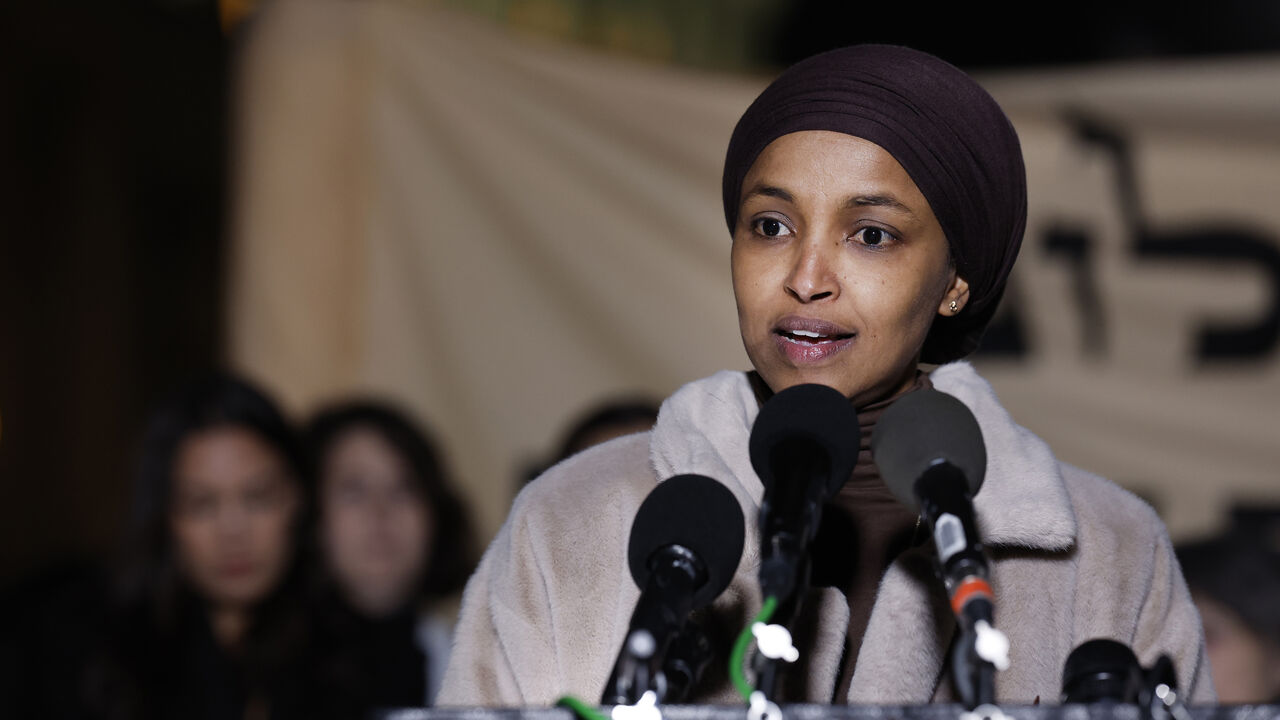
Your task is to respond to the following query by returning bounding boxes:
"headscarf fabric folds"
[722,45,1027,363]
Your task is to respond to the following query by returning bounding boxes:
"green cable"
[557,695,611,720]
[729,595,779,702]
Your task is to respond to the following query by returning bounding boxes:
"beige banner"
[229,0,1280,541]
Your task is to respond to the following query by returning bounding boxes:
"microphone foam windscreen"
[1061,638,1142,702]
[748,383,861,497]
[627,474,746,609]
[870,388,986,511]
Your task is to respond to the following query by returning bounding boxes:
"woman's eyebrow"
[741,183,794,204]
[843,193,918,220]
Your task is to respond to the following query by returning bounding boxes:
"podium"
[379,706,1280,720]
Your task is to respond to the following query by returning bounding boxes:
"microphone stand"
[753,502,822,704]
[659,619,712,704]
[950,594,998,709]
[914,463,1006,710]
[750,553,812,704]
[602,547,704,705]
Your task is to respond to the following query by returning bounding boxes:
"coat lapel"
[847,547,955,703]
[848,362,1081,701]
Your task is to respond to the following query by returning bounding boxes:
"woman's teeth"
[782,330,835,343]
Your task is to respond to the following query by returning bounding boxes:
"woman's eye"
[178,494,216,518]
[753,218,792,237]
[856,226,895,247]
[332,476,369,504]
[340,485,366,504]
[245,486,279,511]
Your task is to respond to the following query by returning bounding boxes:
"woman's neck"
[210,605,249,650]
[748,365,927,411]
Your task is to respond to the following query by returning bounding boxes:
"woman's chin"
[756,363,921,408]
[757,366,856,398]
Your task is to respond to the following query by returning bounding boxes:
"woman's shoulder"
[931,361,1170,549]
[1058,462,1168,547]
[521,431,656,501]
[506,432,660,545]
[515,369,756,520]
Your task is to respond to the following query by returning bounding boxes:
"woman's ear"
[939,275,971,316]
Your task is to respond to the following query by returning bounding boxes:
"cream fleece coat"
[438,363,1213,706]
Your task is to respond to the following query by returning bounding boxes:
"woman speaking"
[439,45,1212,706]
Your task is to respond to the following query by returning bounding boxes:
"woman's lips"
[772,316,855,364]
[217,559,257,579]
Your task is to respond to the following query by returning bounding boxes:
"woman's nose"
[784,239,839,303]
[216,503,251,537]
[371,495,396,523]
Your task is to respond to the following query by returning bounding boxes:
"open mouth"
[776,328,855,344]
[772,317,856,362]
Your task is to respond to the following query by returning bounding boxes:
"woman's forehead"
[740,131,933,218]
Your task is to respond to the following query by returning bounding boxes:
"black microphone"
[748,383,861,604]
[872,388,995,708]
[1062,639,1186,720]
[1062,639,1143,703]
[872,388,988,620]
[602,474,745,705]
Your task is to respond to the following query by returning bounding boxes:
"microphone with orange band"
[872,388,1005,710]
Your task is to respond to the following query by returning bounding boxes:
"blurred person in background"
[552,399,660,463]
[93,374,310,720]
[517,398,660,491]
[1177,532,1280,703]
[305,401,476,713]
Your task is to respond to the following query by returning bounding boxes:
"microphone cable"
[557,695,610,720]
[559,592,779,720]
[728,594,780,701]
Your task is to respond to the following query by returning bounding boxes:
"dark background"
[1,1,227,586]
[3,0,1279,589]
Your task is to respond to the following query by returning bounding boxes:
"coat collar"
[929,362,1077,551]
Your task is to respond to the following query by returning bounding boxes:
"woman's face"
[1195,593,1280,703]
[169,426,299,610]
[319,426,433,617]
[731,131,968,406]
